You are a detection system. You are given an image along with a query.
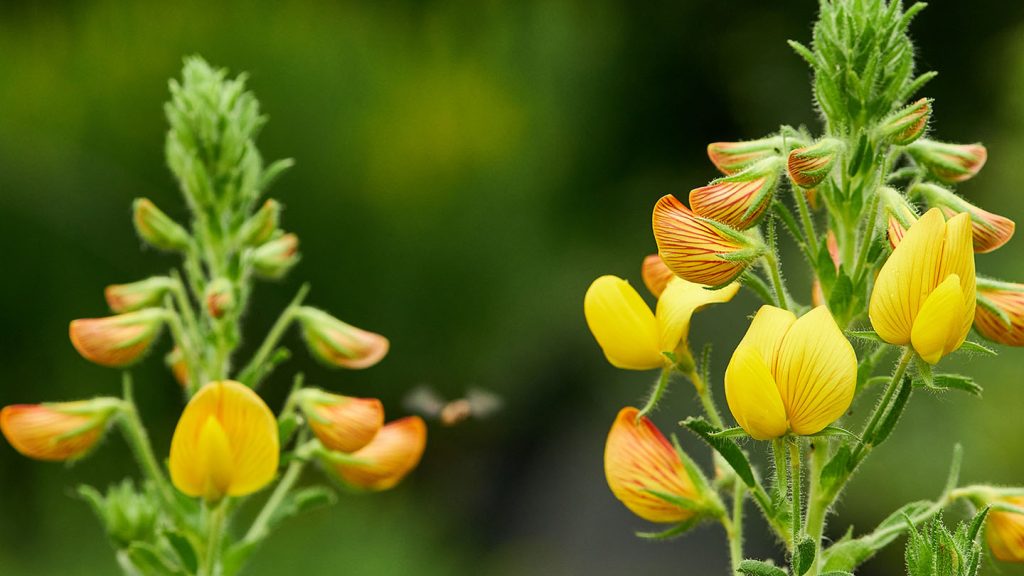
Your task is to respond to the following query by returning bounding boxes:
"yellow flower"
[169,381,279,502]
[604,407,701,523]
[69,309,167,367]
[328,416,427,491]
[986,496,1024,562]
[1,399,121,462]
[869,208,976,364]
[724,305,856,440]
[584,275,739,370]
[296,388,384,453]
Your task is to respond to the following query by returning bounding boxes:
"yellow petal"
[911,275,966,364]
[869,208,947,344]
[736,305,797,373]
[987,496,1024,562]
[584,276,663,370]
[724,345,788,440]
[938,213,976,353]
[196,417,234,501]
[655,278,739,352]
[169,381,279,500]
[774,306,857,435]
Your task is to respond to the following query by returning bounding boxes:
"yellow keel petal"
[911,275,966,364]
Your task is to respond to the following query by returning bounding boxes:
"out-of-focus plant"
[584,1,1024,574]
[0,57,427,576]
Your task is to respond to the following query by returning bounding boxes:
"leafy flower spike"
[169,381,279,502]
[869,208,976,364]
[604,407,703,523]
[652,195,763,287]
[584,275,739,370]
[724,305,856,440]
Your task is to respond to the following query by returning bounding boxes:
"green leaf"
[738,559,788,576]
[794,537,816,576]
[869,375,912,447]
[708,426,749,439]
[819,444,852,494]
[808,426,861,442]
[268,485,338,529]
[681,417,756,489]
[915,374,982,397]
[163,530,198,574]
[956,340,998,357]
[845,329,886,343]
[827,268,853,318]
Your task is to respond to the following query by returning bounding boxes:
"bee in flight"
[403,385,503,427]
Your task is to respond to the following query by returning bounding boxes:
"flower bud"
[104,276,174,313]
[914,182,1015,254]
[652,194,763,287]
[986,496,1024,562]
[296,388,384,453]
[238,199,281,247]
[69,309,166,367]
[204,278,235,319]
[974,278,1024,347]
[880,186,919,249]
[327,416,427,491]
[706,137,782,175]
[787,138,843,189]
[294,307,389,369]
[641,254,674,298]
[877,98,931,145]
[80,480,159,548]
[1,398,121,461]
[251,233,300,279]
[907,139,987,183]
[605,407,703,523]
[811,231,840,307]
[690,157,782,229]
[132,198,191,251]
[164,346,190,388]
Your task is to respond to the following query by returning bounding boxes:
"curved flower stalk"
[1,57,428,576]
[724,305,856,439]
[586,2,1024,575]
[869,208,976,364]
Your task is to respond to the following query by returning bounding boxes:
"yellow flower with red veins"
[869,208,976,364]
[169,381,279,502]
[725,305,856,440]
[604,407,704,523]
[1,399,121,461]
[69,309,167,367]
[975,279,1024,347]
[584,274,739,370]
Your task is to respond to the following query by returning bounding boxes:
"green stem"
[792,183,819,260]
[853,347,914,464]
[804,438,829,576]
[772,438,788,502]
[790,439,803,545]
[727,481,746,574]
[118,374,179,516]
[201,500,228,576]
[243,438,311,546]
[762,251,790,311]
[236,283,310,387]
[637,364,672,419]
[852,187,881,284]
[682,368,725,429]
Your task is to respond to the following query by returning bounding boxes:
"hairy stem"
[637,364,672,420]
[236,283,310,387]
[118,374,179,517]
[853,347,914,464]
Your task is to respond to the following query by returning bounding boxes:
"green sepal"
[827,267,853,319]
[819,444,852,494]
[708,426,749,440]
[914,356,933,387]
[635,517,701,541]
[913,374,982,397]
[844,329,886,343]
[956,340,997,357]
[807,426,861,442]
[737,559,788,576]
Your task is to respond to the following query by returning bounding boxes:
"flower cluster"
[0,57,427,576]
[584,2,1024,574]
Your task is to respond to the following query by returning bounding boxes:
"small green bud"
[79,480,159,549]
[239,199,282,247]
[204,277,235,318]
[104,276,175,313]
[132,198,191,251]
[251,233,300,279]
[877,98,932,145]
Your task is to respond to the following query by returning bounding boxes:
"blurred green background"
[2,1,1024,574]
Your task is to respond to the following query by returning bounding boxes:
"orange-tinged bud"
[915,183,1015,254]
[295,307,389,369]
[328,416,427,491]
[132,198,191,252]
[105,276,174,313]
[878,98,931,145]
[165,346,189,388]
[1,399,121,461]
[706,137,782,175]
[908,139,987,183]
[641,254,674,298]
[169,381,279,502]
[787,138,843,189]
[880,186,919,250]
[653,195,763,287]
[252,233,300,279]
[690,157,782,229]
[986,496,1024,562]
[69,309,166,367]
[238,199,281,247]
[604,407,702,523]
[974,278,1024,347]
[204,278,235,319]
[811,231,841,307]
[296,388,384,453]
